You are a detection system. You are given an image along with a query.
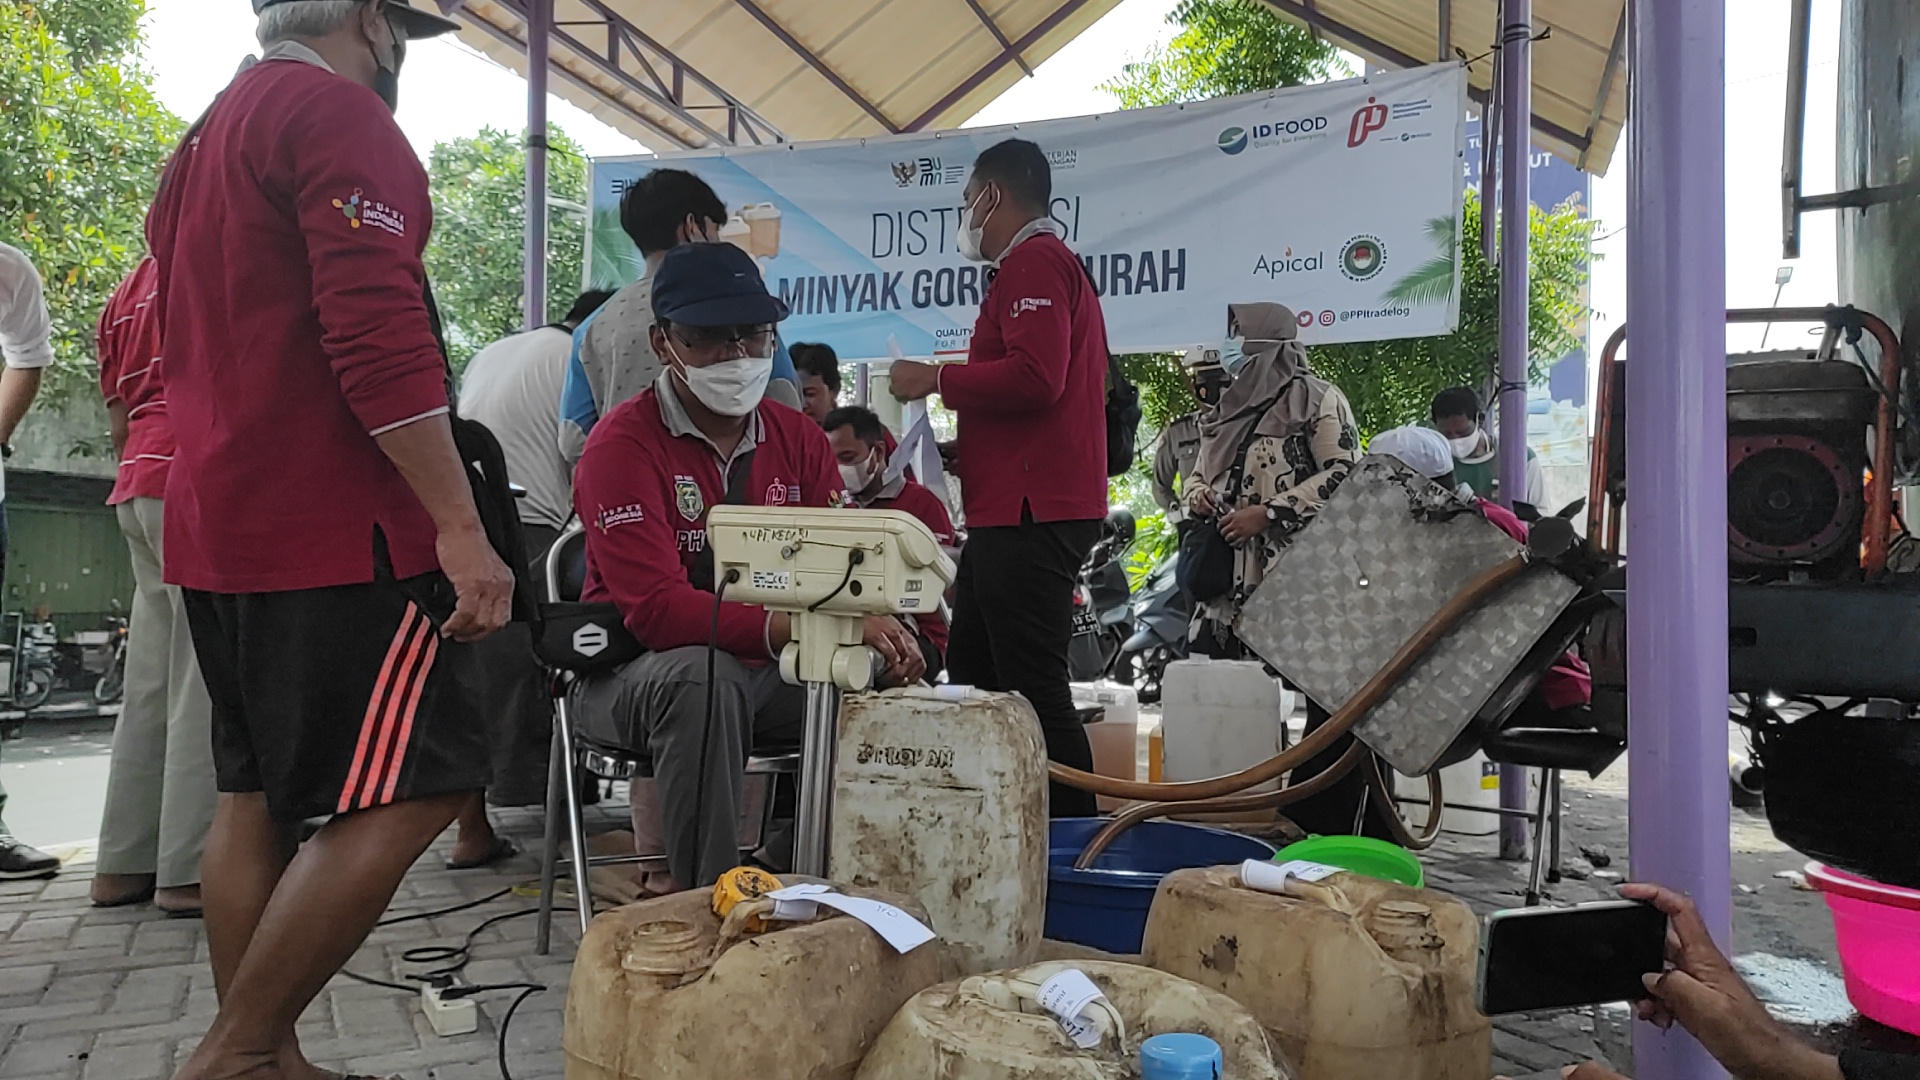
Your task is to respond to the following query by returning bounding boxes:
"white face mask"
[666,338,772,417]
[1448,429,1482,457]
[839,448,882,494]
[956,186,999,263]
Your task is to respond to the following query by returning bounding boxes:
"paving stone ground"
[0,748,1863,1080]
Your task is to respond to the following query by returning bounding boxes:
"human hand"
[1186,486,1223,519]
[437,525,513,642]
[1218,504,1270,545]
[1620,883,1840,1080]
[1562,1064,1631,1080]
[889,360,941,402]
[863,615,926,686]
[937,440,959,469]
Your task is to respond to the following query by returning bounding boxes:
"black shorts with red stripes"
[183,567,490,823]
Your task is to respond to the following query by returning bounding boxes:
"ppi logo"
[1216,127,1250,155]
[1348,97,1390,147]
[1340,235,1387,281]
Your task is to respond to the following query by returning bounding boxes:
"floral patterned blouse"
[1185,384,1362,627]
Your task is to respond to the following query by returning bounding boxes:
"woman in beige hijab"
[1184,302,1360,653]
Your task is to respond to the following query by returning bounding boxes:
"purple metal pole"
[523,0,551,329]
[1627,0,1731,1075]
[1495,0,1532,861]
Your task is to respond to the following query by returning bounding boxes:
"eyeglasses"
[669,325,776,353]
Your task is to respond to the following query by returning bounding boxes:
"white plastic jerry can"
[1159,658,1292,789]
[830,686,1049,975]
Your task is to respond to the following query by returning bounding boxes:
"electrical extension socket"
[421,982,478,1038]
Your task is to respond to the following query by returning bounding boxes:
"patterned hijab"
[1195,303,1328,486]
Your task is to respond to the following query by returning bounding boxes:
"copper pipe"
[1071,743,1369,869]
[1048,553,1532,803]
[1364,754,1444,851]
[1589,325,1628,557]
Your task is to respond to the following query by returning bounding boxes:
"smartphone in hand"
[1476,900,1669,1015]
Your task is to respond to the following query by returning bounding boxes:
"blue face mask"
[1219,336,1251,377]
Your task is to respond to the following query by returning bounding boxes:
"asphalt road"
[0,716,113,851]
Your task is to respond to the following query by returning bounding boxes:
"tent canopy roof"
[448,0,1623,173]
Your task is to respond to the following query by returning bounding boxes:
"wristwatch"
[2,443,14,460]
[1264,505,1278,522]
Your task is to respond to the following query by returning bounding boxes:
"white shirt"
[0,242,54,372]
[458,326,576,530]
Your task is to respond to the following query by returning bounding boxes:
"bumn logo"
[1348,97,1390,146]
[1340,235,1387,281]
[1217,127,1249,155]
[572,623,610,658]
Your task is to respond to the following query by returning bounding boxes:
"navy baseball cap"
[252,0,461,40]
[651,243,790,327]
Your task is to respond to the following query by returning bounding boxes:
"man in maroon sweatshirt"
[145,4,513,1080]
[891,139,1110,817]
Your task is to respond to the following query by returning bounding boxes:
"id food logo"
[1219,117,1329,155]
[1340,235,1387,281]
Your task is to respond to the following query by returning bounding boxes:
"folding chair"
[531,521,799,954]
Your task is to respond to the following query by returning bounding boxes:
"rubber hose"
[1364,754,1444,851]
[1047,553,1531,802]
[1072,742,1370,868]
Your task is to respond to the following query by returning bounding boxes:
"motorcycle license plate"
[1072,607,1098,634]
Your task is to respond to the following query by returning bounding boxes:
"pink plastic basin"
[1805,862,1920,1035]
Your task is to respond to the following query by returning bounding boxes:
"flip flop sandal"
[446,835,518,871]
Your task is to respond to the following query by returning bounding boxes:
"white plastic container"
[855,960,1293,1080]
[1143,867,1490,1080]
[831,687,1049,975]
[564,879,940,1080]
[1073,682,1141,812]
[1159,658,1291,790]
[1438,752,1502,836]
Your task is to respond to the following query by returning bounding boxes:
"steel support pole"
[523,0,551,329]
[792,681,843,877]
[1495,0,1533,861]
[1627,0,1731,1075]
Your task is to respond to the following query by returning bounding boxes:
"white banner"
[587,65,1466,361]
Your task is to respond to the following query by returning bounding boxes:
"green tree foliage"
[423,126,590,369]
[1312,190,1594,438]
[0,0,182,397]
[1100,0,1347,108]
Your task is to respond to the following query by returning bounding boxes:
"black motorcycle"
[1112,556,1191,704]
[1067,509,1137,683]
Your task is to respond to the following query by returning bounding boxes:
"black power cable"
[689,570,737,892]
[338,888,578,1080]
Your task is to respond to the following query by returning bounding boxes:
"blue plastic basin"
[1046,818,1275,954]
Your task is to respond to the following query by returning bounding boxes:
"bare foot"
[157,884,203,916]
[91,872,155,907]
[171,1043,280,1080]
[278,1040,330,1080]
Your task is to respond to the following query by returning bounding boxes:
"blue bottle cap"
[1139,1033,1223,1080]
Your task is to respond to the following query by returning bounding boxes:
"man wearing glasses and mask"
[571,243,925,893]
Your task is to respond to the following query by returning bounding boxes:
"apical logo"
[1348,97,1390,147]
[1217,127,1249,155]
[1340,235,1387,281]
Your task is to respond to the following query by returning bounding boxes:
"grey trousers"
[571,647,802,887]
[95,498,216,886]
